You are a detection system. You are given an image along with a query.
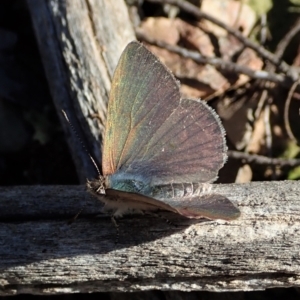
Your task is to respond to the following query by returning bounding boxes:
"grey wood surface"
[26,0,135,182]
[1,181,300,295]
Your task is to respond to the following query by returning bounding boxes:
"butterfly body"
[87,175,177,217]
[88,175,239,220]
[87,41,240,221]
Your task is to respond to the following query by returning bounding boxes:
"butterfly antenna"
[62,110,102,223]
[61,110,101,177]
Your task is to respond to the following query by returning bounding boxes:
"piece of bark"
[1,180,300,295]
[26,0,135,182]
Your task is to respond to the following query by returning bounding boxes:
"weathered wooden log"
[26,0,135,182]
[1,181,300,295]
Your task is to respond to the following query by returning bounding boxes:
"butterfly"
[87,41,240,221]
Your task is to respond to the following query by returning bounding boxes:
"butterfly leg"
[145,212,177,227]
[111,215,120,244]
[67,207,85,225]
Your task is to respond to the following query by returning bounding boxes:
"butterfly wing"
[103,41,226,185]
[105,189,240,220]
[163,194,240,220]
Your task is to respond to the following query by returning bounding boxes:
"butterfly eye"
[87,178,106,195]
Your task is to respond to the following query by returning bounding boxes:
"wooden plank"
[1,181,300,295]
[26,0,135,182]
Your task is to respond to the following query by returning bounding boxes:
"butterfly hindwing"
[164,193,240,220]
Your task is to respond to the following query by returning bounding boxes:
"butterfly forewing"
[103,41,227,184]
[103,42,180,176]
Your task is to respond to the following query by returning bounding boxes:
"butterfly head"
[86,176,107,196]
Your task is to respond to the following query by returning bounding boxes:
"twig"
[251,18,300,155]
[264,103,272,158]
[284,80,300,143]
[232,0,245,30]
[259,14,268,45]
[277,18,300,144]
[146,0,292,74]
[228,150,300,167]
[136,32,285,84]
[274,17,300,61]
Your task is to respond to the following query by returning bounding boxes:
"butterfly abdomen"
[150,182,213,200]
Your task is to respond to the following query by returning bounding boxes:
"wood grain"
[26,0,135,182]
[1,181,300,295]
